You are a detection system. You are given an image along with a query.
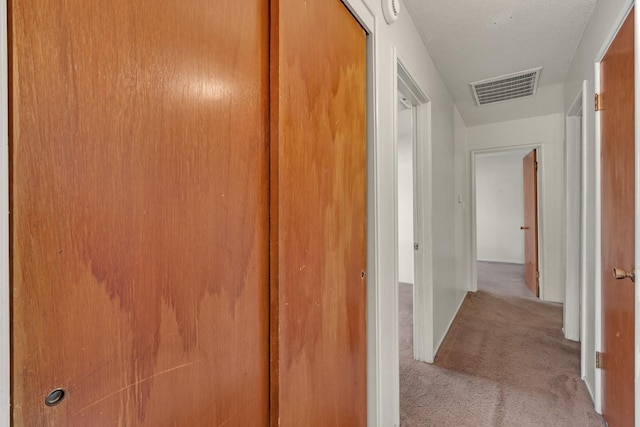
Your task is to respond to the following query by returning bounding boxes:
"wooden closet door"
[10,0,269,425]
[270,0,368,425]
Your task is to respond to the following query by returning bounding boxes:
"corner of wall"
[453,106,470,295]
[432,287,467,357]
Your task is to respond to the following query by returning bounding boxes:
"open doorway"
[397,89,415,367]
[395,56,432,424]
[395,59,432,362]
[565,86,586,346]
[474,148,539,297]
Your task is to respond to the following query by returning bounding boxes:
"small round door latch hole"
[361,271,366,278]
[45,388,66,407]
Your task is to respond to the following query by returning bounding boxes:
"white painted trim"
[469,156,478,293]
[579,80,589,381]
[567,86,585,117]
[536,145,547,301]
[391,48,400,427]
[1,0,8,423]
[396,56,433,366]
[415,100,433,362]
[565,87,584,343]
[341,0,375,32]
[365,33,382,427]
[469,145,546,299]
[593,60,603,415]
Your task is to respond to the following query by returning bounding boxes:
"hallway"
[399,262,603,426]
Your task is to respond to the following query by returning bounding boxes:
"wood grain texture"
[10,0,270,425]
[600,9,635,427]
[522,150,539,297]
[270,0,367,425]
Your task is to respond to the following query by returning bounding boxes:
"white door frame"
[469,145,545,297]
[395,57,432,366]
[389,50,433,426]
[565,83,587,344]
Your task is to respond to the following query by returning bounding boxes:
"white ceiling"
[402,0,597,126]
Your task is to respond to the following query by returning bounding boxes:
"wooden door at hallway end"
[600,7,635,427]
[522,149,539,296]
[270,0,368,425]
[11,1,270,425]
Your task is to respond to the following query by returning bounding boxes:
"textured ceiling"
[402,0,597,125]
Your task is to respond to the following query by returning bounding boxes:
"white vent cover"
[470,67,542,106]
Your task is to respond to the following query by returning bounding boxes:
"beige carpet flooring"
[399,261,604,426]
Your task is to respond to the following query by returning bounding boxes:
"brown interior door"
[270,0,368,425]
[600,8,635,426]
[522,149,539,296]
[10,1,269,425]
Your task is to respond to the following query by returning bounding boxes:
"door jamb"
[565,85,587,344]
[391,50,432,426]
[395,56,432,365]
[593,58,604,417]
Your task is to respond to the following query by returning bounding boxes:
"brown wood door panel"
[522,149,539,296]
[601,8,635,427]
[270,0,367,425]
[11,0,269,425]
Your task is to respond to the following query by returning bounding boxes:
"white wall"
[397,107,414,284]
[468,113,565,303]
[475,150,528,264]
[453,105,470,320]
[365,1,467,425]
[562,0,633,412]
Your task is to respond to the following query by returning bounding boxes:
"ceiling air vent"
[470,67,542,106]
